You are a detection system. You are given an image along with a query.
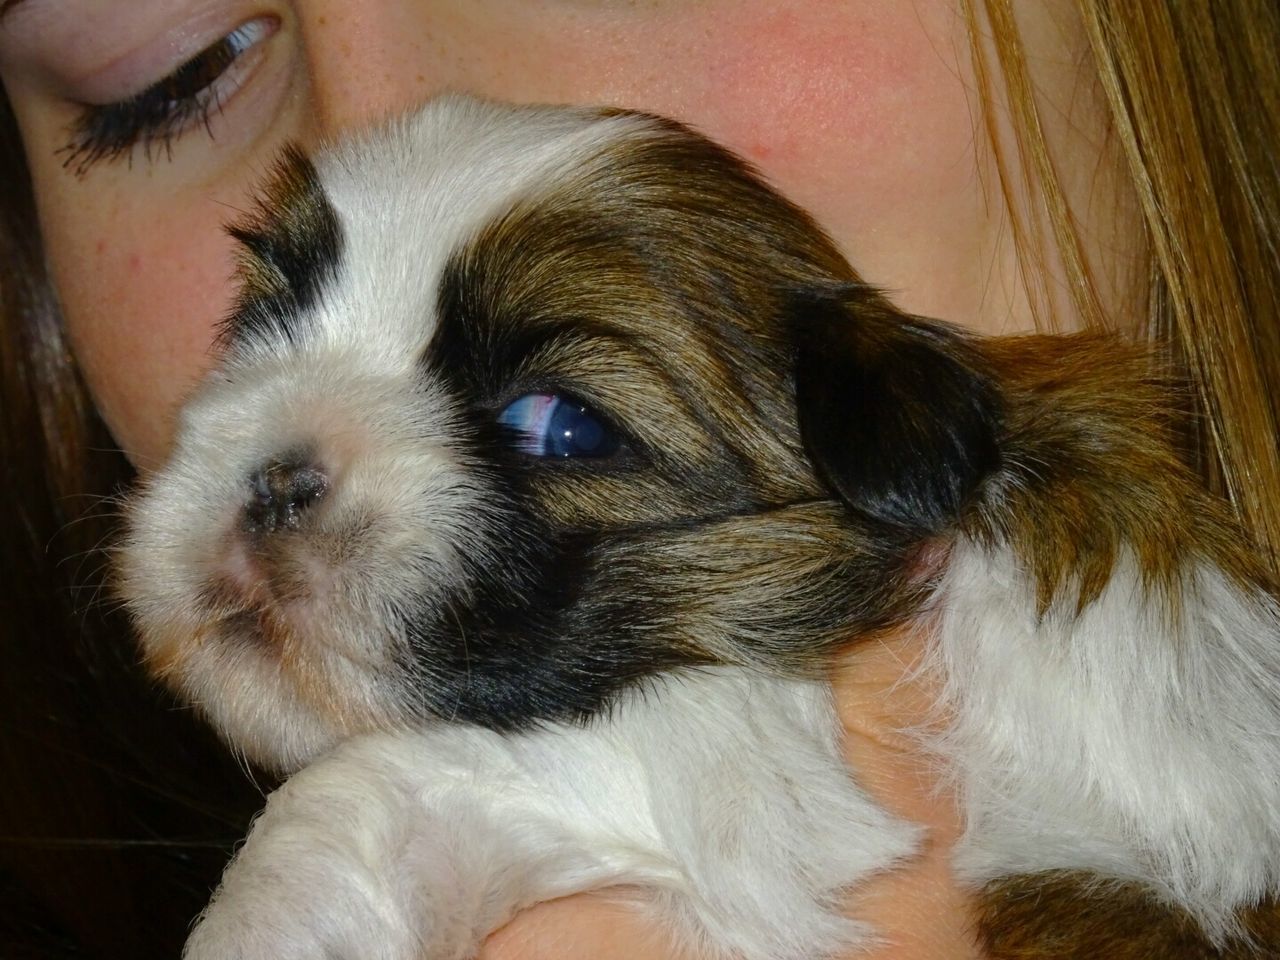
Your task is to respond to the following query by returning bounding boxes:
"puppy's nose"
[244,455,328,534]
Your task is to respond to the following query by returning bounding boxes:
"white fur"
[932,541,1280,941]
[182,670,918,960]
[237,97,641,368]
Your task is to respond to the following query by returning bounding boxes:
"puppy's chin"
[131,611,391,773]
[120,482,428,772]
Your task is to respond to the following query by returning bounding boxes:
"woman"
[0,1,1276,957]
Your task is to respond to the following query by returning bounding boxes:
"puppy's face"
[119,98,999,772]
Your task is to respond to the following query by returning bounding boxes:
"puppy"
[118,97,1280,959]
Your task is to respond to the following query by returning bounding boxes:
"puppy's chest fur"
[119,98,1280,959]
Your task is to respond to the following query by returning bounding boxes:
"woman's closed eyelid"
[59,16,279,174]
[2,0,236,90]
[0,1,290,155]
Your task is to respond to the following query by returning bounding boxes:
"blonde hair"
[970,0,1280,572]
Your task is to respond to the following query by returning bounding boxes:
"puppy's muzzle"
[244,453,329,535]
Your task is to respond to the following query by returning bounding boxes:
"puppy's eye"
[498,394,621,458]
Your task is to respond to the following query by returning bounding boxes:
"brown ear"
[792,285,1003,537]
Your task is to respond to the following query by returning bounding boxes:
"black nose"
[244,455,328,534]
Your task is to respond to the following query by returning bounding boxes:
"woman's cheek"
[421,0,990,325]
[44,187,239,469]
[2,35,304,472]
[633,4,987,325]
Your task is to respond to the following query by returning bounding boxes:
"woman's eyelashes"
[59,16,278,175]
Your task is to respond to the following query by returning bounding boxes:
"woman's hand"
[480,627,981,960]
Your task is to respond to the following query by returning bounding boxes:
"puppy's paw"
[181,758,428,960]
[182,862,420,960]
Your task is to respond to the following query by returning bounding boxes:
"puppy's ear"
[792,285,1003,536]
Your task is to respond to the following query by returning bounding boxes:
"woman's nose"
[297,3,459,138]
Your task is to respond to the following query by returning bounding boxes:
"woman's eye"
[497,394,622,459]
[61,17,277,175]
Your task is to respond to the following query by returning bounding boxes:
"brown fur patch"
[969,333,1275,616]
[137,620,205,683]
[573,500,934,672]
[434,118,862,515]
[978,871,1280,959]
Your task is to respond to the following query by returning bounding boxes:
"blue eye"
[497,393,621,458]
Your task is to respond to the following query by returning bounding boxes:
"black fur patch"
[793,285,1004,537]
[399,529,707,730]
[218,146,343,350]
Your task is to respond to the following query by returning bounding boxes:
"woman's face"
[0,0,1138,468]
